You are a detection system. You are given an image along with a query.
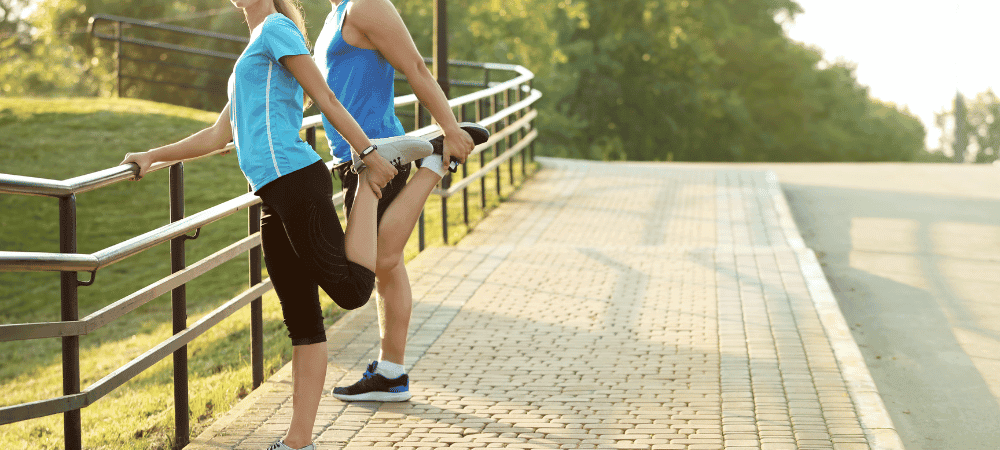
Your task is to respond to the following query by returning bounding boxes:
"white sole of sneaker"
[331,390,412,402]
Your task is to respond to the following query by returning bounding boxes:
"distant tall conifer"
[954,92,969,163]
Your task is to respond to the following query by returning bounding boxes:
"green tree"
[968,90,1000,163]
[1,0,27,36]
[12,0,927,162]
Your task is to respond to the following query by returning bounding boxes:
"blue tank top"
[314,0,404,164]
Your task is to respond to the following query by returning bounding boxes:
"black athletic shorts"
[334,161,411,222]
[256,161,376,346]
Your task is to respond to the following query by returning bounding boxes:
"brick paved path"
[187,158,902,450]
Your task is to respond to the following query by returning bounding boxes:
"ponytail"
[273,0,309,48]
[272,0,313,109]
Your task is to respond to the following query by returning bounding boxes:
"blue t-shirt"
[313,0,404,164]
[228,13,322,192]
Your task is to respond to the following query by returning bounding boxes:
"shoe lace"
[266,442,283,450]
[359,361,378,380]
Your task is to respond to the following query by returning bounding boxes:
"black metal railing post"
[115,20,122,97]
[476,98,486,210]
[440,173,450,244]
[306,126,316,150]
[433,0,448,97]
[460,104,469,227]
[505,88,514,186]
[528,80,535,162]
[417,104,427,251]
[169,162,190,448]
[59,194,82,450]
[518,84,526,176]
[492,93,500,196]
[249,185,263,388]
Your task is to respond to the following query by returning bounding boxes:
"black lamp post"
[433,0,448,98]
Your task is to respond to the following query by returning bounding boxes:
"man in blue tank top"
[314,0,475,402]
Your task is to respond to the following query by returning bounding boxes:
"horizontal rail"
[0,70,533,198]
[122,55,234,76]
[437,129,538,198]
[0,178,344,274]
[412,108,538,173]
[393,65,533,108]
[412,91,540,141]
[0,278,273,425]
[93,192,260,270]
[119,74,213,91]
[0,233,262,341]
[0,164,139,198]
[0,251,99,272]
[88,14,250,43]
[0,89,537,273]
[94,34,243,61]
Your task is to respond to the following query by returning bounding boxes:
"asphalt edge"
[764,171,905,450]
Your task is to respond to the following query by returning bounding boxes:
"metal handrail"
[88,12,520,109]
[89,14,251,43]
[0,233,263,342]
[0,278,274,424]
[0,84,540,273]
[0,82,535,200]
[0,59,539,450]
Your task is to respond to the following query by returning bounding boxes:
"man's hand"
[120,152,154,180]
[441,129,475,168]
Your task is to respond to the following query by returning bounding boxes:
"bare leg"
[284,172,381,447]
[375,256,413,364]
[372,167,443,364]
[345,171,380,271]
[283,342,326,449]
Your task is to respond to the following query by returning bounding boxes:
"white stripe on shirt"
[265,60,281,177]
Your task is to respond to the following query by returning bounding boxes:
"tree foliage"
[409,0,926,162]
[937,90,1000,164]
[9,0,927,162]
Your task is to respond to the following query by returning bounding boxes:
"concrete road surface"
[735,163,1000,450]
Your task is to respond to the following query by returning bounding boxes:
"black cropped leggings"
[256,161,376,346]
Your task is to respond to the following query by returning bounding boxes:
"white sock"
[376,360,406,379]
[417,154,448,177]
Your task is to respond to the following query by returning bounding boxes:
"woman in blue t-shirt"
[120,1,431,449]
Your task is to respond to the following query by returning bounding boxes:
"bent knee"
[375,252,406,278]
[333,261,376,310]
[338,294,369,311]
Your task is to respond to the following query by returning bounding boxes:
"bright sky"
[783,0,1000,151]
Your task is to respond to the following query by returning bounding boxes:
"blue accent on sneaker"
[331,360,411,402]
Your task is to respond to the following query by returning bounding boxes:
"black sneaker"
[427,122,492,173]
[331,361,411,402]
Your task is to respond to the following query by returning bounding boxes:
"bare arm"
[350,0,474,166]
[281,53,396,192]
[120,103,233,179]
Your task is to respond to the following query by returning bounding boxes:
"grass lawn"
[0,97,536,449]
